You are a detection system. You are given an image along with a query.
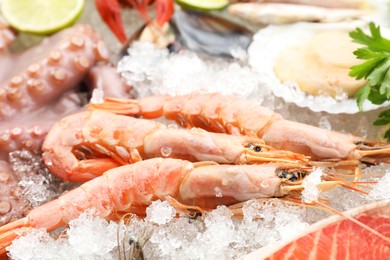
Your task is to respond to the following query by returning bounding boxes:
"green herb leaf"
[374,109,390,125]
[384,128,390,142]
[355,83,371,110]
[350,22,390,52]
[349,58,384,80]
[367,58,390,85]
[350,22,390,142]
[353,48,389,60]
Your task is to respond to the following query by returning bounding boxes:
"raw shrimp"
[42,110,308,182]
[89,93,390,164]
[0,158,342,255]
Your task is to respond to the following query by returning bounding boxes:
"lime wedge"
[175,0,229,11]
[1,0,85,35]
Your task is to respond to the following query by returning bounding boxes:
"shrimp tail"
[89,97,141,115]
[0,200,65,255]
[0,218,28,255]
[88,96,166,118]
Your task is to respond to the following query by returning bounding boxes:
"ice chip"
[160,147,172,157]
[368,170,390,200]
[146,200,176,225]
[214,187,223,197]
[168,123,179,129]
[318,116,332,130]
[89,87,105,104]
[302,168,323,203]
[274,210,309,241]
[242,199,262,222]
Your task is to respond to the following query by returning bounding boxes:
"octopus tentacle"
[0,24,109,120]
[0,123,50,161]
[0,160,30,227]
[0,92,84,161]
[86,64,134,99]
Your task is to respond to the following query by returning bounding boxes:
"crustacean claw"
[95,0,127,43]
[95,0,174,43]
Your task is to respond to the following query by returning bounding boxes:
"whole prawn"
[0,158,342,255]
[42,110,308,182]
[89,93,390,164]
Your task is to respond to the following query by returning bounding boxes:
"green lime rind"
[1,0,85,35]
[175,0,229,12]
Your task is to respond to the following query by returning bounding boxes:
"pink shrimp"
[88,93,390,164]
[42,110,308,182]
[0,158,342,255]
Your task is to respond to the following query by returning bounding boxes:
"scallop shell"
[248,21,390,114]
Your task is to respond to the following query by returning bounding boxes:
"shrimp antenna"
[117,213,135,260]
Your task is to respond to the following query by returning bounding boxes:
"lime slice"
[175,0,229,11]
[1,0,85,35]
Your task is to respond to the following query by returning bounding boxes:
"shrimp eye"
[253,146,262,152]
[247,143,262,152]
[277,170,298,181]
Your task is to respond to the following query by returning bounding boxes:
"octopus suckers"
[75,56,90,71]
[6,88,22,100]
[0,201,11,215]
[49,50,62,64]
[22,139,35,149]
[27,64,41,77]
[29,126,45,137]
[94,41,110,61]
[0,134,10,144]
[9,76,24,87]
[70,36,85,49]
[10,127,23,139]
[51,68,67,82]
[0,89,6,100]
[0,172,9,183]
[27,79,44,93]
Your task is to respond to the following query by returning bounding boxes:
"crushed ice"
[367,167,390,200]
[89,87,105,104]
[7,200,310,260]
[146,200,176,225]
[301,168,323,203]
[9,150,76,208]
[117,42,268,101]
[7,211,118,260]
[318,116,331,130]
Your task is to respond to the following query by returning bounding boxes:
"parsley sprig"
[349,22,390,142]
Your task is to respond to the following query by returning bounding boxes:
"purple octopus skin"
[0,160,30,227]
[0,92,85,161]
[86,63,134,98]
[0,22,110,120]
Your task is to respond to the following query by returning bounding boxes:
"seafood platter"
[0,0,390,259]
